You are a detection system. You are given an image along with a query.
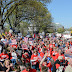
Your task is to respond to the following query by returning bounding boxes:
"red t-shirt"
[12,44,17,48]
[0,53,9,59]
[51,51,58,61]
[22,69,36,72]
[31,54,39,65]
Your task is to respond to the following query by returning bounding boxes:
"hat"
[58,56,63,60]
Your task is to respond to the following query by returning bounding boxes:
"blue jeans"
[11,59,16,65]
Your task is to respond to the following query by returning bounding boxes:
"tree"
[47,28,54,33]
[19,21,29,35]
[68,27,72,31]
[57,28,65,33]
[1,0,52,33]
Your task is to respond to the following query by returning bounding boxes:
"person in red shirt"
[31,49,39,70]
[49,41,53,49]
[56,48,65,60]
[51,47,58,61]
[40,48,47,58]
[0,49,9,60]
[22,62,36,72]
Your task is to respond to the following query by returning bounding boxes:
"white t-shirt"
[11,52,17,59]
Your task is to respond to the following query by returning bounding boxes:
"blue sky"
[47,0,72,28]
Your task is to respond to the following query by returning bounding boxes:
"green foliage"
[47,28,54,33]
[1,0,52,33]
[57,28,65,33]
[68,27,72,31]
[5,24,10,32]
[19,21,29,35]
[35,12,52,32]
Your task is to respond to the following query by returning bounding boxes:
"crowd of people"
[0,32,72,72]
